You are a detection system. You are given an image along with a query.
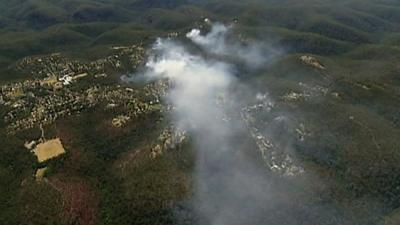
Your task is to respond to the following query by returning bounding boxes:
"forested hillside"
[1,1,400,225]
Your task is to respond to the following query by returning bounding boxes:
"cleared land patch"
[33,138,66,163]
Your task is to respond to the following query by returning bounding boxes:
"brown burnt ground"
[49,176,100,225]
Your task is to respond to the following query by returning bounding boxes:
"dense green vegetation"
[1,0,400,224]
[0,0,399,70]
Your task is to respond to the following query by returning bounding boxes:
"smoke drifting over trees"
[130,23,349,225]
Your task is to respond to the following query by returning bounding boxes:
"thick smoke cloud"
[131,23,348,225]
[138,23,285,225]
[145,38,234,133]
[186,22,281,67]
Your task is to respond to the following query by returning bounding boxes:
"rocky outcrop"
[151,126,187,158]
[299,55,325,69]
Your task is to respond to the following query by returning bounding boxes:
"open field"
[33,138,66,163]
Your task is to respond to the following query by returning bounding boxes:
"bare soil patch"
[33,138,66,163]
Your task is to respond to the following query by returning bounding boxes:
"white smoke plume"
[145,38,234,133]
[129,23,348,225]
[137,24,281,225]
[146,39,233,129]
[186,23,281,68]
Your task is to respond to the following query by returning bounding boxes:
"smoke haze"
[131,23,354,225]
[186,22,281,68]
[139,24,281,225]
